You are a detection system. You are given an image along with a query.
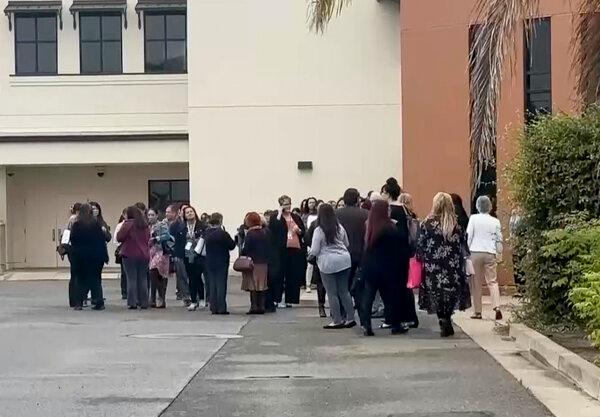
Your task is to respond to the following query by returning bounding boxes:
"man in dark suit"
[336,188,369,299]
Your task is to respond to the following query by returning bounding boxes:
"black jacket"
[70,220,109,264]
[268,211,306,252]
[170,219,205,259]
[336,206,368,264]
[361,227,410,286]
[204,226,236,269]
[240,227,270,264]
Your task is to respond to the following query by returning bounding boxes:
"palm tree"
[308,0,600,192]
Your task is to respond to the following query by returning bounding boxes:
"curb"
[510,323,600,400]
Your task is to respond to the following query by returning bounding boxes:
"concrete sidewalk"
[1,268,120,281]
[454,297,600,417]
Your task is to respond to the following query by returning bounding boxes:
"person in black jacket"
[181,206,206,311]
[204,213,236,314]
[305,218,327,317]
[240,212,270,314]
[360,200,411,336]
[381,178,418,329]
[70,204,107,310]
[268,195,307,307]
[168,204,192,307]
[336,188,368,299]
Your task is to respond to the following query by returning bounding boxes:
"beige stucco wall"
[0,0,187,136]
[187,0,401,230]
[6,163,188,268]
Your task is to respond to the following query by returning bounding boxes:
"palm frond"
[573,0,600,106]
[469,0,539,194]
[307,0,352,34]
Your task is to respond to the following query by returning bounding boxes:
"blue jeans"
[321,268,354,324]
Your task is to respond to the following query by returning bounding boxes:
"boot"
[256,292,266,314]
[247,292,257,314]
[439,318,454,337]
[318,304,327,318]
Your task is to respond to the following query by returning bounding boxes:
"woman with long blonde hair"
[416,193,471,337]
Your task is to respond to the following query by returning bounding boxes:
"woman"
[114,209,128,300]
[269,195,307,308]
[306,211,327,317]
[204,213,236,315]
[302,196,319,293]
[182,206,206,311]
[90,201,112,243]
[336,197,345,210]
[240,212,270,314]
[148,208,171,309]
[467,195,503,320]
[417,193,471,337]
[450,193,470,232]
[381,178,416,328]
[309,203,356,329]
[117,206,151,310]
[360,200,410,336]
[70,203,107,311]
[398,192,420,329]
[65,202,81,308]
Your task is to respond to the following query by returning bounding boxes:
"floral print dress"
[417,218,471,317]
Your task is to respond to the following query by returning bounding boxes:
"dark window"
[80,14,122,74]
[144,12,186,73]
[525,18,552,120]
[148,180,189,214]
[15,14,57,75]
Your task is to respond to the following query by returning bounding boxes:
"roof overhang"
[4,1,63,31]
[69,0,128,29]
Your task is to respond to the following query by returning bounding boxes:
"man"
[166,204,191,306]
[335,188,369,296]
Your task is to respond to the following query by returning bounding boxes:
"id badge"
[185,241,193,251]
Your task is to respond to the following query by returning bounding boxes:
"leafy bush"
[509,107,600,328]
[568,224,600,347]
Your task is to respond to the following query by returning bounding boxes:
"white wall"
[6,163,188,268]
[0,139,189,165]
[0,0,187,136]
[187,0,401,229]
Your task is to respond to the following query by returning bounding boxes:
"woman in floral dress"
[417,192,471,337]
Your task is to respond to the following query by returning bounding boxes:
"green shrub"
[509,107,600,328]
[568,224,600,347]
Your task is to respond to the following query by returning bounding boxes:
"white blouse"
[467,213,503,255]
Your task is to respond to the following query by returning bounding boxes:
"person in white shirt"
[467,195,503,320]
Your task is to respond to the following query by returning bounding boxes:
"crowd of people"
[58,176,505,338]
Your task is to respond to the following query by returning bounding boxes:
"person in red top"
[117,206,151,310]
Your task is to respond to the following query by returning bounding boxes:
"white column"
[0,166,7,272]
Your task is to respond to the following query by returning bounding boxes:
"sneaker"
[363,326,375,337]
[73,306,83,311]
[198,299,206,308]
[323,322,345,329]
[379,322,392,329]
[92,305,105,311]
[305,287,312,293]
[187,303,198,311]
[344,321,357,328]
[277,302,287,309]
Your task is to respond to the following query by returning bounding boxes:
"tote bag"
[407,257,423,289]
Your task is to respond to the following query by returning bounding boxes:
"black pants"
[312,265,326,305]
[359,277,401,330]
[123,257,149,308]
[206,264,228,314]
[73,258,104,308]
[281,248,305,304]
[400,288,419,326]
[68,254,78,307]
[149,268,168,307]
[186,259,204,304]
[120,263,127,298]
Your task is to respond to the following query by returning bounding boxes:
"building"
[401,0,580,285]
[0,0,400,269]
